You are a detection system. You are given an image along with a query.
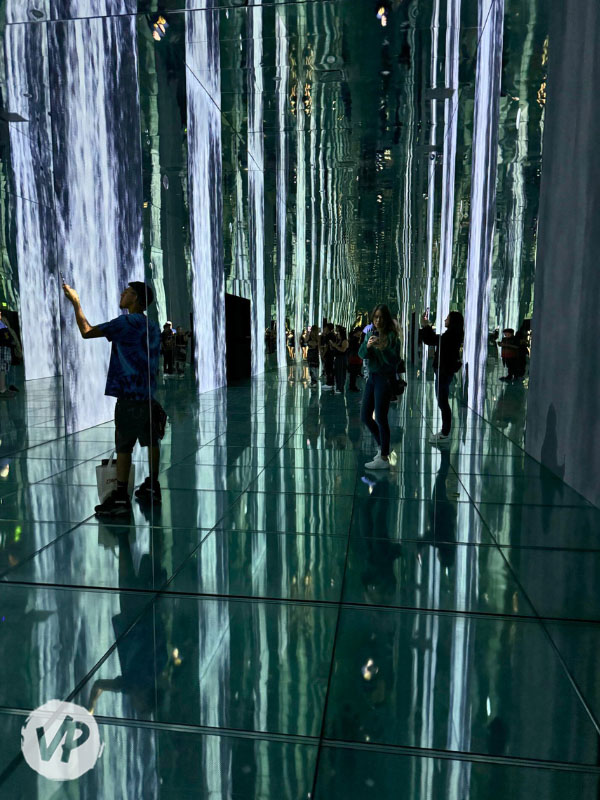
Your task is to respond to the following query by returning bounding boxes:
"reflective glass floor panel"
[0,366,598,799]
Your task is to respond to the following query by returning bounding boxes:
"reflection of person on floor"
[62,280,164,514]
[88,528,168,716]
[358,473,403,605]
[491,381,525,431]
[423,448,457,568]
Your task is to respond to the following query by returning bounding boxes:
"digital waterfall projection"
[50,11,144,432]
[5,10,61,380]
[463,0,505,412]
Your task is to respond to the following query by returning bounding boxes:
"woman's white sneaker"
[365,455,390,470]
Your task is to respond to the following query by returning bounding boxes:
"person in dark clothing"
[347,327,363,392]
[175,326,189,374]
[306,324,320,387]
[161,322,176,374]
[287,329,295,360]
[420,310,464,445]
[63,280,164,514]
[331,325,349,394]
[513,320,530,380]
[498,328,519,381]
[359,304,401,469]
[320,322,336,391]
[0,311,20,398]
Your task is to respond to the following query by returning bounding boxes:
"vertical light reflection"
[186,1,226,392]
[248,0,265,376]
[424,0,440,324]
[436,0,461,327]
[308,107,318,326]
[463,0,504,412]
[396,4,417,356]
[196,397,229,794]
[276,7,289,368]
[294,2,307,347]
[317,140,326,327]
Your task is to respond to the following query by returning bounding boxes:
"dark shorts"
[115,398,161,454]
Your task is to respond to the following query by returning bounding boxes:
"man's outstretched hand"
[63,283,80,305]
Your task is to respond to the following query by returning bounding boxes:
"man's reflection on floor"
[88,523,169,718]
[422,448,457,568]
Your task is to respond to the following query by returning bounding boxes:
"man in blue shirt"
[63,281,163,515]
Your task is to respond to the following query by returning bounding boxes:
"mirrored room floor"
[0,365,599,798]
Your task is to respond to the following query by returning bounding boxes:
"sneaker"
[321,384,334,391]
[365,455,390,470]
[135,477,162,505]
[334,389,342,395]
[374,448,381,458]
[8,385,19,393]
[95,489,132,516]
[429,432,450,446]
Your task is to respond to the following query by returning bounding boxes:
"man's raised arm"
[62,284,105,339]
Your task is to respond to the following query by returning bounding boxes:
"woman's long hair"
[336,325,347,341]
[371,304,395,335]
[447,311,464,343]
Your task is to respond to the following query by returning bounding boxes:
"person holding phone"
[420,309,464,445]
[358,304,401,469]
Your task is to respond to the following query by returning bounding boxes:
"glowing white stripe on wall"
[276,9,288,368]
[294,3,307,345]
[424,0,440,323]
[248,0,265,376]
[464,0,504,412]
[436,0,462,327]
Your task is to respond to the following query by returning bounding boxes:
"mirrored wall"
[0,0,548,441]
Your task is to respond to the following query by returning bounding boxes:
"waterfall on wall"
[48,12,144,432]
[463,0,504,412]
[247,0,265,376]
[186,0,227,393]
[4,13,61,380]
